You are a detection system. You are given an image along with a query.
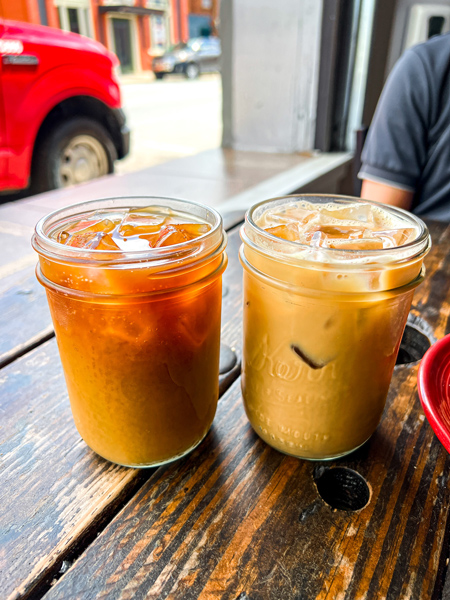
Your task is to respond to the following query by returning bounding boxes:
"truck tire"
[32,117,117,193]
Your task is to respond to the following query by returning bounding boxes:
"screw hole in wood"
[313,466,370,511]
[396,322,432,366]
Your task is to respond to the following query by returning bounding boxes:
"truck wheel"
[155,73,165,80]
[185,63,200,79]
[32,117,116,193]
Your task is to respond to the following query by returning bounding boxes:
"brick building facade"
[187,0,219,37]
[0,0,219,73]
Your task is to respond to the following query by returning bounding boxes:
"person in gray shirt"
[359,33,450,221]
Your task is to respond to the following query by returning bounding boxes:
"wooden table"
[2,211,450,600]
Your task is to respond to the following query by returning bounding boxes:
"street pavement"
[116,73,222,175]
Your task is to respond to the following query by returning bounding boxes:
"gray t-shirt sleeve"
[359,48,430,191]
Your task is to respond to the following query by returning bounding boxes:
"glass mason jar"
[32,197,227,468]
[240,195,431,460]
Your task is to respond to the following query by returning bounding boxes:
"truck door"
[0,20,8,185]
[1,20,41,190]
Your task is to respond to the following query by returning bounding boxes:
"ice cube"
[63,232,101,248]
[255,199,418,252]
[95,233,120,251]
[317,225,366,239]
[72,218,117,235]
[118,212,166,236]
[57,218,121,248]
[57,230,70,244]
[277,205,316,224]
[374,228,416,247]
[172,223,211,237]
[309,230,327,248]
[320,203,375,224]
[154,225,191,247]
[137,232,163,248]
[327,238,384,250]
[265,223,300,242]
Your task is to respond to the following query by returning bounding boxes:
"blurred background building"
[0,0,219,73]
[2,0,450,157]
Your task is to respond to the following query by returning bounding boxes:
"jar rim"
[239,244,426,299]
[245,194,430,266]
[32,196,224,266]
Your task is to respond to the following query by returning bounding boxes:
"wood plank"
[410,221,450,338]
[0,203,50,230]
[0,267,53,368]
[40,220,450,600]
[0,227,243,600]
[149,148,314,180]
[0,342,149,600]
[41,368,450,600]
[0,216,53,368]
[0,230,34,273]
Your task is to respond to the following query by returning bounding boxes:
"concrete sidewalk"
[119,72,156,85]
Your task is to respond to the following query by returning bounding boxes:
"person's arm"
[358,47,429,211]
[360,179,414,211]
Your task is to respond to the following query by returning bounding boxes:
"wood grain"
[38,219,450,600]
[42,369,450,600]
[0,225,35,272]
[0,212,53,368]
[0,267,53,368]
[0,339,148,600]
[0,226,243,600]
[411,221,450,338]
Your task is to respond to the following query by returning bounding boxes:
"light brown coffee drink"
[240,195,430,460]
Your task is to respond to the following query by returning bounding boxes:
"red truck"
[0,19,129,194]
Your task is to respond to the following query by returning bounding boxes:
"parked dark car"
[152,37,221,80]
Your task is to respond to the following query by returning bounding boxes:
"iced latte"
[240,195,430,460]
[33,197,227,467]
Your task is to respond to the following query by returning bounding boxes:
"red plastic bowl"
[418,334,450,453]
